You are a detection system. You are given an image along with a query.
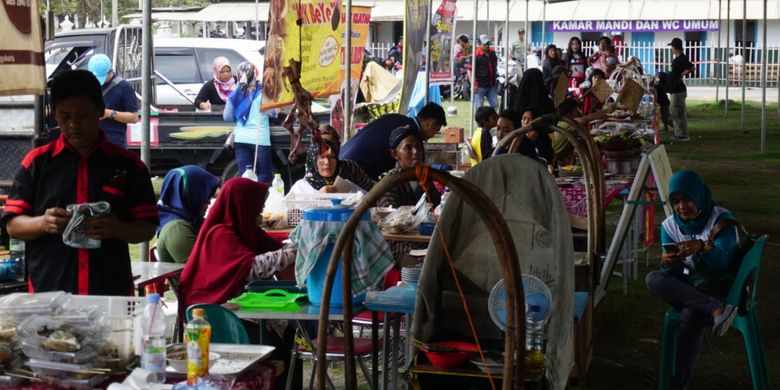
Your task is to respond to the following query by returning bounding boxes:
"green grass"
[586,100,780,389]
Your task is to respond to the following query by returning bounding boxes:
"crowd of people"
[0,31,710,388]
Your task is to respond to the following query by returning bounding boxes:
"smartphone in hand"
[663,243,679,253]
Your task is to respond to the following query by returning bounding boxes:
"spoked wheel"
[314,165,527,390]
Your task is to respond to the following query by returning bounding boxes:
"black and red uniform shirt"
[1,132,158,295]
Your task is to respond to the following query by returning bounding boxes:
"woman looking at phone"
[645,170,740,390]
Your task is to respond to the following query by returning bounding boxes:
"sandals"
[712,304,737,337]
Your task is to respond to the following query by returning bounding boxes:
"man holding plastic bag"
[1,70,158,295]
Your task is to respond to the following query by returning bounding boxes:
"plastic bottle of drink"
[186,309,212,385]
[8,238,25,281]
[271,173,285,196]
[241,165,258,181]
[524,304,546,381]
[141,293,167,383]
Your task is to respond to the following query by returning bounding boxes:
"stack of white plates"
[401,266,422,284]
[469,351,504,373]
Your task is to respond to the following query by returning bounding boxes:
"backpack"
[708,219,755,315]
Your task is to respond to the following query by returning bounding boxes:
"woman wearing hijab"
[180,178,299,388]
[194,57,236,110]
[646,170,740,390]
[287,125,375,196]
[224,62,276,182]
[156,166,220,263]
[510,68,555,116]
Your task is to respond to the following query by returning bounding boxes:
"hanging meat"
[282,59,320,165]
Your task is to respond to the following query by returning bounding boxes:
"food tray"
[228,290,307,311]
[165,343,275,379]
[244,280,306,294]
[20,339,99,364]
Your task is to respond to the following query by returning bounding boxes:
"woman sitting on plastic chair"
[179,178,300,387]
[646,170,740,389]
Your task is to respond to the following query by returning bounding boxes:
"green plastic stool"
[186,303,251,344]
[657,236,771,390]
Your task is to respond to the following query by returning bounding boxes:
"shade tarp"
[122,12,201,21]
[194,2,270,22]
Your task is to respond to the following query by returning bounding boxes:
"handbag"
[224,131,235,150]
[707,219,756,314]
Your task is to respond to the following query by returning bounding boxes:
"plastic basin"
[423,341,479,369]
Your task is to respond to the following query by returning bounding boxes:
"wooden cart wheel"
[315,166,526,390]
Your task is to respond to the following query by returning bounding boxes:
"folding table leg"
[382,315,390,390]
[391,314,401,390]
[372,311,379,390]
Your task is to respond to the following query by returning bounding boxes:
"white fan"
[488,274,552,331]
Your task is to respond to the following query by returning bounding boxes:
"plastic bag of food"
[378,194,430,234]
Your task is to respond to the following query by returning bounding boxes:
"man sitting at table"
[553,98,613,167]
[378,126,441,263]
[1,70,158,295]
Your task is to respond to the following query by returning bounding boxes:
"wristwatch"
[110,110,117,120]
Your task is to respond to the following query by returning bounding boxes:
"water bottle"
[186,308,212,385]
[8,238,25,281]
[524,304,546,381]
[141,293,167,383]
[241,165,258,181]
[271,173,285,196]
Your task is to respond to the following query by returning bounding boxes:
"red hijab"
[179,178,282,310]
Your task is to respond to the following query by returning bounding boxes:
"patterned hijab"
[212,56,235,101]
[668,170,715,235]
[304,128,341,190]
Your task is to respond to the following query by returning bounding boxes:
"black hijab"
[511,68,555,115]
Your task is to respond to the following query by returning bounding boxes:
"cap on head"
[517,28,525,34]
[88,54,112,85]
[479,34,491,45]
[389,125,419,149]
[668,38,683,50]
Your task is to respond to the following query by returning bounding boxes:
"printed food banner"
[397,0,429,115]
[331,5,371,133]
[262,0,343,111]
[0,0,45,95]
[429,0,456,82]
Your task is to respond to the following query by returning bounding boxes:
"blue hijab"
[668,170,715,235]
[157,165,220,234]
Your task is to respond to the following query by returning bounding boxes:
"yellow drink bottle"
[186,308,212,385]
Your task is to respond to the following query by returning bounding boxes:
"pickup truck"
[1,25,314,191]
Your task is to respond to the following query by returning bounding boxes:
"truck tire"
[221,160,239,183]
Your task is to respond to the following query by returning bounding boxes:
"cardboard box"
[443,127,464,143]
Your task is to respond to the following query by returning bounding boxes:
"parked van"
[154,38,265,105]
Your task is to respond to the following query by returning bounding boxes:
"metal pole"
[740,0,746,133]
[524,0,529,57]
[424,0,432,104]
[725,0,730,116]
[504,0,509,105]
[112,0,118,27]
[470,0,478,138]
[345,0,353,139]
[255,0,260,40]
[541,0,546,47]
[761,0,767,153]
[140,0,152,262]
[716,0,721,103]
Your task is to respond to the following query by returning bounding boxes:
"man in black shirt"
[668,38,695,141]
[1,70,158,295]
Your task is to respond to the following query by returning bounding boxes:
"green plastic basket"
[228,289,308,311]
